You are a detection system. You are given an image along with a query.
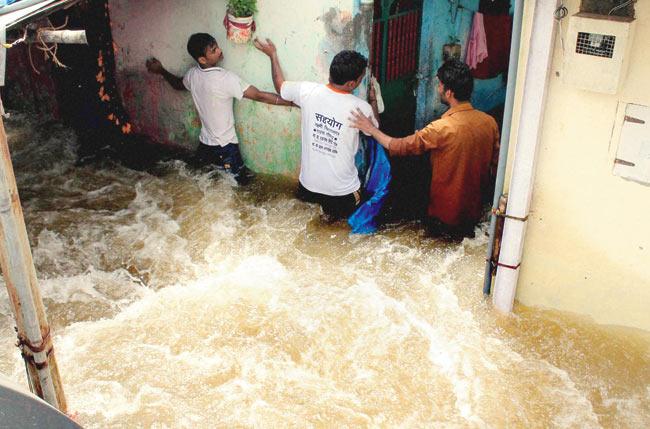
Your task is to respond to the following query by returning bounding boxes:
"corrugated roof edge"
[0,0,83,30]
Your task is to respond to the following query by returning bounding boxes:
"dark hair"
[187,33,217,62]
[329,50,368,85]
[436,59,473,101]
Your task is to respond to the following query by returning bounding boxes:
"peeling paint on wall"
[321,8,356,50]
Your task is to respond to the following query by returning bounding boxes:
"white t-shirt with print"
[281,81,378,196]
[183,66,250,147]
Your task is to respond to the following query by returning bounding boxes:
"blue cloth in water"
[348,136,391,234]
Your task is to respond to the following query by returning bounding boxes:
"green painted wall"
[109,0,362,177]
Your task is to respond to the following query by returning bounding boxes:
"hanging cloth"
[465,12,489,70]
[471,14,512,79]
[348,136,391,234]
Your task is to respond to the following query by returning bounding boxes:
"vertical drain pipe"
[0,114,67,412]
[483,0,524,295]
[492,0,559,312]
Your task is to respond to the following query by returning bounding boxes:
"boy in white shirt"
[146,33,292,183]
[254,38,379,219]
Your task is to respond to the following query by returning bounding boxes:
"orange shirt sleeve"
[389,121,447,157]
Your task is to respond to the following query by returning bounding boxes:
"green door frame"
[376,0,422,85]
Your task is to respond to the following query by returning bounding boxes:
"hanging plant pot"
[223,13,256,44]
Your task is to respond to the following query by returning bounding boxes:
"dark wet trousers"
[193,142,253,184]
[424,217,476,241]
[194,142,244,174]
[297,182,361,220]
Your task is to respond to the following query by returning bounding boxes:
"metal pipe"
[0,115,67,412]
[482,0,525,295]
[35,29,87,44]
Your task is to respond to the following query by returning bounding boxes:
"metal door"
[370,0,422,137]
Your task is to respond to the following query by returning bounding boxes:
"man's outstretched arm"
[243,86,294,107]
[253,38,286,94]
[146,57,186,91]
[350,108,440,156]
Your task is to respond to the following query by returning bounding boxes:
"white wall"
[108,0,359,176]
[513,0,650,331]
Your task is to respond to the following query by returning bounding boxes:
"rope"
[34,17,70,70]
[10,17,71,74]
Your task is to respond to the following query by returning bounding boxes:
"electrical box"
[563,12,635,94]
[613,103,650,185]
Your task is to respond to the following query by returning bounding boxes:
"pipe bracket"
[17,327,53,368]
[496,261,521,270]
[491,207,528,222]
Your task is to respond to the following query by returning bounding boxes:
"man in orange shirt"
[350,59,499,239]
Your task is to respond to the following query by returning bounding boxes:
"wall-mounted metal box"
[613,103,650,185]
[563,12,635,94]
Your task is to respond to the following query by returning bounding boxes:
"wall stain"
[320,8,356,52]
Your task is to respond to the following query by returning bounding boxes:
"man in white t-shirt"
[146,33,292,183]
[254,38,379,219]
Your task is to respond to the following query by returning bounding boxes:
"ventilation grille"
[576,32,616,58]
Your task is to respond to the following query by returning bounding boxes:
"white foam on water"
[601,387,650,428]
[37,267,153,306]
[32,229,67,272]
[340,277,488,426]
[1,115,648,427]
[72,379,143,418]
[1,236,639,428]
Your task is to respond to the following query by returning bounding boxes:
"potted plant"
[224,0,257,44]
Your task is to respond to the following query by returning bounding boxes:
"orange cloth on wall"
[389,103,500,227]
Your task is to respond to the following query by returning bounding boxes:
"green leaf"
[227,0,257,17]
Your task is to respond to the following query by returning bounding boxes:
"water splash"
[0,114,648,428]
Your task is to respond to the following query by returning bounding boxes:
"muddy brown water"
[0,115,648,428]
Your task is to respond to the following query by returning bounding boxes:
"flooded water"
[0,114,648,428]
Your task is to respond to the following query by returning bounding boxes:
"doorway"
[370,0,423,137]
[370,0,428,221]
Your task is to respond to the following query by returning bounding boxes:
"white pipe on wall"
[483,0,525,295]
[492,0,560,313]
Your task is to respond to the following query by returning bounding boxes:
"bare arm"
[243,85,294,107]
[253,38,286,94]
[146,57,186,91]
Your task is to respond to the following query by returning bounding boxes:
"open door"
[370,0,428,221]
[370,0,422,137]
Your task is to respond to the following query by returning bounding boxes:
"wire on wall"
[608,0,635,16]
[554,2,568,55]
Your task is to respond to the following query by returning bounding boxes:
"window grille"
[576,32,616,58]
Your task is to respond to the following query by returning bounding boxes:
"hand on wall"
[145,57,164,74]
